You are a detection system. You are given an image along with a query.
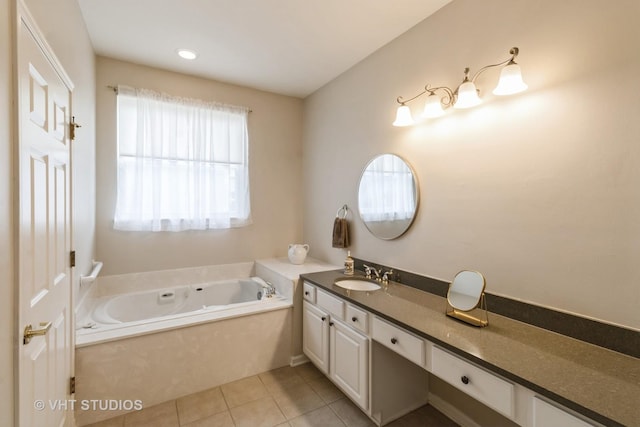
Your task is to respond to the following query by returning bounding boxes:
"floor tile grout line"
[259,368,328,423]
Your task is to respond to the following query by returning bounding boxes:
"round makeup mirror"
[446,270,488,327]
[357,154,419,240]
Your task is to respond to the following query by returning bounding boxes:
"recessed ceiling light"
[176,49,198,60]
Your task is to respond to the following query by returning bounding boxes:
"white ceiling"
[77,0,452,98]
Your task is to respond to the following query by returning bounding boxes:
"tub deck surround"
[300,270,639,427]
[255,257,342,364]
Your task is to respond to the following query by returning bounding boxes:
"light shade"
[493,63,527,95]
[422,93,446,118]
[393,105,414,127]
[454,81,481,109]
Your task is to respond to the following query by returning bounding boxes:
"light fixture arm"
[396,83,455,106]
[467,47,520,83]
[425,84,455,107]
[396,91,426,105]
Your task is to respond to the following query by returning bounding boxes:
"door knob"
[23,322,52,345]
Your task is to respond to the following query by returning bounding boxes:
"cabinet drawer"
[317,289,345,320]
[533,397,594,427]
[431,346,514,419]
[303,282,316,303]
[346,304,369,335]
[372,317,424,366]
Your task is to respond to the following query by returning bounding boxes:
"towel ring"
[336,204,349,219]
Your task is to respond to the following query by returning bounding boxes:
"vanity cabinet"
[302,301,329,373]
[330,318,369,409]
[301,276,610,427]
[302,287,369,410]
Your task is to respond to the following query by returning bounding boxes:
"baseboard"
[428,392,481,427]
[290,353,310,367]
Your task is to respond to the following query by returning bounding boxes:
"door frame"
[13,1,76,425]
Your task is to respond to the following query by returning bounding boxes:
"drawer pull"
[305,291,309,296]
[390,338,398,345]
[352,316,358,322]
[461,375,470,385]
[329,321,334,326]
[321,317,326,322]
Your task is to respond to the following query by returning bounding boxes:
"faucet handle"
[382,269,394,284]
[363,264,373,278]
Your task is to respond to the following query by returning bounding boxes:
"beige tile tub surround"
[93,262,256,297]
[75,308,292,426]
[84,364,457,427]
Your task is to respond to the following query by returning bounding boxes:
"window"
[113,86,251,231]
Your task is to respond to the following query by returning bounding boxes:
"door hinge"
[70,251,76,268]
[70,376,76,394]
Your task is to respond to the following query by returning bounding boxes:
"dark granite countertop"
[301,270,640,427]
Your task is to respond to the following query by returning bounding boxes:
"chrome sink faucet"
[381,269,394,285]
[363,265,394,284]
[363,264,379,280]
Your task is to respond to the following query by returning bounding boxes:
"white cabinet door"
[303,301,329,374]
[330,319,369,410]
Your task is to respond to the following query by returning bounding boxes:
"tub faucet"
[260,281,276,298]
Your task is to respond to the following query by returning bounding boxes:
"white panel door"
[330,320,369,410]
[302,301,329,374]
[17,8,74,427]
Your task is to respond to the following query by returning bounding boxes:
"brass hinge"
[70,116,81,141]
[70,376,76,394]
[70,251,76,268]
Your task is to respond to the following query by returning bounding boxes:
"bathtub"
[76,276,291,347]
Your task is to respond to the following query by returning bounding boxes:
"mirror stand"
[446,292,489,327]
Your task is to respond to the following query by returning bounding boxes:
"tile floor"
[85,362,458,427]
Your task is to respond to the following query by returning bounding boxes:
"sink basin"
[334,278,381,292]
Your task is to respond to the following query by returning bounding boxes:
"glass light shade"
[423,93,445,118]
[454,81,481,109]
[493,63,528,95]
[393,105,414,127]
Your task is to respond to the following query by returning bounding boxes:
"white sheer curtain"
[358,154,416,222]
[113,86,251,231]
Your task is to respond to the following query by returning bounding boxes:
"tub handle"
[80,260,103,286]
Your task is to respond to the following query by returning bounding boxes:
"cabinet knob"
[321,317,326,322]
[329,322,334,327]
[390,338,398,345]
[352,316,358,322]
[461,375,470,385]
[304,291,309,296]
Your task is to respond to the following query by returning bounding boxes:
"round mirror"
[357,154,419,240]
[447,271,486,311]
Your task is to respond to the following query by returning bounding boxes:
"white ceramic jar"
[288,244,309,264]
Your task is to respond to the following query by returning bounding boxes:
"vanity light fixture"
[176,48,198,60]
[393,47,527,126]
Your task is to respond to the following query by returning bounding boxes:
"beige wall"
[303,0,640,330]
[95,57,304,276]
[0,1,14,425]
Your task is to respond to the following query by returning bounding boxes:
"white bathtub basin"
[334,278,381,291]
